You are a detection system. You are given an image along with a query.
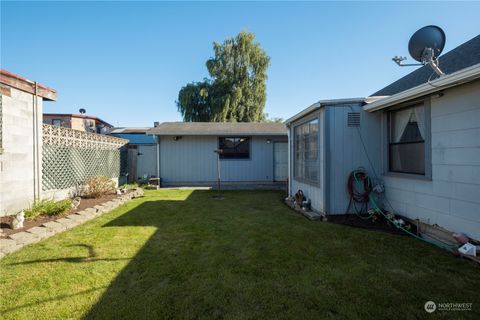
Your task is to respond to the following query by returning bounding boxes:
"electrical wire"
[351,170,460,250]
[347,105,460,250]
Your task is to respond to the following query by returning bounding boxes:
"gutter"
[284,97,377,126]
[364,63,480,112]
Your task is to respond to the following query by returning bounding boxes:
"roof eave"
[364,63,480,112]
[146,131,287,136]
[285,97,370,126]
[0,69,57,101]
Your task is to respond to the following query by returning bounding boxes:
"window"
[52,119,62,126]
[219,137,250,159]
[389,103,426,175]
[294,118,319,183]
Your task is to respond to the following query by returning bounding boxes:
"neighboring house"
[0,69,57,215]
[286,35,480,240]
[43,113,113,134]
[110,127,157,182]
[146,122,288,188]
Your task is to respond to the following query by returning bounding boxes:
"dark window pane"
[219,137,250,159]
[389,142,425,175]
[389,104,426,175]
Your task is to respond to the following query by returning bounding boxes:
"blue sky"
[2,1,479,127]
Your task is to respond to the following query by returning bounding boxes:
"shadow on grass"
[8,244,132,265]
[2,286,108,314]
[82,190,282,319]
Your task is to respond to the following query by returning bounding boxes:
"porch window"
[52,119,62,127]
[294,118,319,183]
[389,103,426,175]
[219,137,250,159]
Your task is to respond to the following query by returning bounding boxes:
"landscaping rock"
[1,192,137,259]
[8,232,40,246]
[0,238,22,254]
[56,218,81,229]
[76,210,96,220]
[93,205,107,213]
[27,226,55,239]
[66,214,89,222]
[42,221,67,232]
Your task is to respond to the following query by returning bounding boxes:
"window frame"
[293,116,320,185]
[218,136,251,160]
[383,98,432,180]
[51,118,62,127]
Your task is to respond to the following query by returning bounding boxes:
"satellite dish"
[408,25,446,63]
[79,108,86,114]
[392,25,446,76]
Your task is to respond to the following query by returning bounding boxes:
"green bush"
[25,199,72,220]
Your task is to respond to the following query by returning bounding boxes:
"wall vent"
[347,112,360,127]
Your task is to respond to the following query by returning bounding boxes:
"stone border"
[0,188,144,259]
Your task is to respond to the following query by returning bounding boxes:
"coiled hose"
[348,169,460,250]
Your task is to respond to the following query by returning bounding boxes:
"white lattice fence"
[42,124,128,191]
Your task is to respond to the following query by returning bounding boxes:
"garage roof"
[146,122,287,136]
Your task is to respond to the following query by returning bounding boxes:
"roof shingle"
[372,35,480,96]
[146,122,287,136]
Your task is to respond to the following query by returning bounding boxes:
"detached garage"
[146,122,288,188]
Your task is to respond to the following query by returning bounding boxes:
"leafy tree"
[176,81,212,122]
[264,114,284,123]
[177,31,270,122]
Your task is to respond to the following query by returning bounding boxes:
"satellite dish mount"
[392,25,446,76]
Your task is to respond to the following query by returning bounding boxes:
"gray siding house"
[146,122,288,187]
[285,98,383,214]
[364,35,480,241]
[286,35,480,240]
[110,127,157,183]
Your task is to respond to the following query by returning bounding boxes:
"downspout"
[33,82,39,200]
[156,135,160,184]
[287,124,291,196]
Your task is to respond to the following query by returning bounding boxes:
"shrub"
[24,199,72,220]
[84,175,116,198]
[120,182,140,190]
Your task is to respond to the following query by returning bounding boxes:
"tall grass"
[24,199,72,220]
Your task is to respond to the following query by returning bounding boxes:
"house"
[0,69,57,215]
[364,35,480,240]
[145,122,288,188]
[43,113,113,134]
[285,97,383,214]
[110,127,157,182]
[286,35,480,240]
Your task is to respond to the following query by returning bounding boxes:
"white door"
[274,142,288,181]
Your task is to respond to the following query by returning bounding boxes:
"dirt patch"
[326,213,418,236]
[0,192,128,238]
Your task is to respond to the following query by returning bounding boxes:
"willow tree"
[177,31,270,122]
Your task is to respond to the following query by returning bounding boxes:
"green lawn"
[1,190,479,319]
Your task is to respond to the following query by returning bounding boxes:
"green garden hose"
[351,169,460,250]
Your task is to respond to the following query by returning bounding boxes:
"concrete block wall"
[0,85,43,216]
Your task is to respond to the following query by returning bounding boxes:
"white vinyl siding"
[383,80,480,240]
